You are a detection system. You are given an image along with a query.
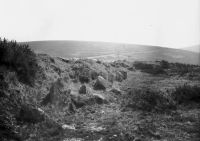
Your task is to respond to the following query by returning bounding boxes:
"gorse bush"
[172,84,200,104]
[0,38,37,85]
[122,88,176,112]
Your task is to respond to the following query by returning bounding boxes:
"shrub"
[0,38,37,85]
[71,62,91,83]
[172,84,200,104]
[160,60,169,69]
[134,61,165,74]
[0,90,23,141]
[122,88,176,112]
[169,62,200,76]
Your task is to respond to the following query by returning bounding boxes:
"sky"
[0,0,200,48]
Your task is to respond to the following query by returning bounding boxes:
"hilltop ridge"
[27,40,200,65]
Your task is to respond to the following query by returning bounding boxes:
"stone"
[115,71,124,82]
[70,95,86,108]
[62,124,76,130]
[79,84,87,94]
[79,75,90,83]
[41,78,67,105]
[110,88,121,95]
[92,93,107,104]
[115,70,127,82]
[90,70,99,80]
[93,76,108,90]
[120,70,127,80]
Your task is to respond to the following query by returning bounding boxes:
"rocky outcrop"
[41,78,68,106]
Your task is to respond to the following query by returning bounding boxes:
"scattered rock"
[37,108,45,114]
[79,75,90,83]
[90,70,99,80]
[62,124,76,130]
[92,93,107,104]
[68,102,76,113]
[70,92,107,108]
[134,138,142,141]
[108,73,115,83]
[115,71,124,82]
[63,138,83,141]
[69,71,76,79]
[110,88,121,95]
[70,95,86,108]
[120,70,127,80]
[115,70,127,82]
[128,66,135,71]
[79,84,87,94]
[59,57,71,63]
[93,76,108,90]
[41,78,67,105]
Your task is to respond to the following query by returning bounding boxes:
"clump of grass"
[0,38,37,86]
[122,88,176,112]
[172,84,200,104]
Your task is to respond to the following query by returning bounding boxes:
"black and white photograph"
[0,0,200,141]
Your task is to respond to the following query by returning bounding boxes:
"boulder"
[110,88,121,95]
[70,92,107,109]
[115,71,127,82]
[70,95,86,108]
[92,93,107,104]
[79,75,90,83]
[79,84,87,94]
[41,78,68,106]
[62,124,76,130]
[93,76,108,90]
[120,70,127,80]
[90,70,99,80]
[115,71,124,82]
[108,73,115,83]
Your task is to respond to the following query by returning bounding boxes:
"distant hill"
[26,40,200,65]
[182,45,200,53]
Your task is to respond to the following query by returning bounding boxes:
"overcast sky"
[0,0,199,48]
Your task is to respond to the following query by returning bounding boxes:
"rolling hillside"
[182,45,200,53]
[27,40,200,65]
[1,39,200,141]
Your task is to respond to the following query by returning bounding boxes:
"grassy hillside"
[182,45,200,53]
[27,40,200,65]
[1,39,200,141]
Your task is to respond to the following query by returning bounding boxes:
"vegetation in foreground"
[0,38,200,141]
[0,38,38,85]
